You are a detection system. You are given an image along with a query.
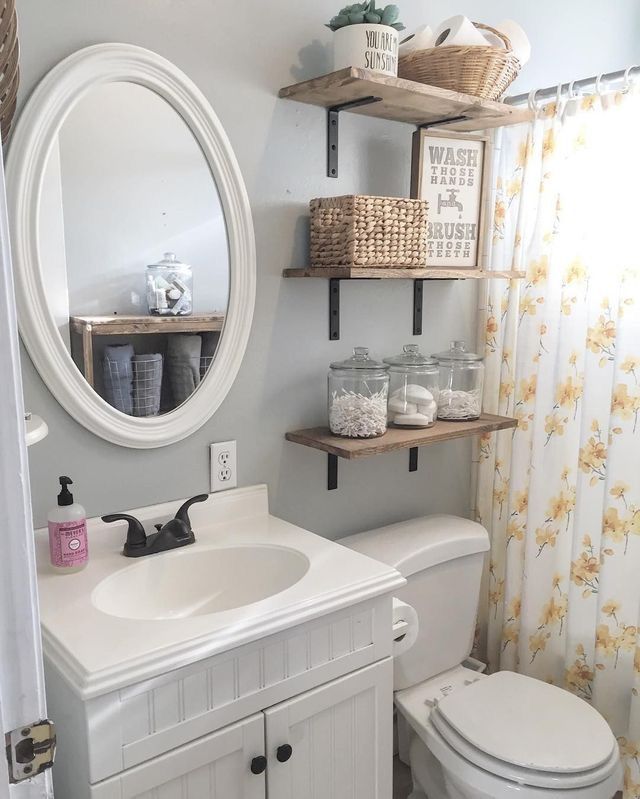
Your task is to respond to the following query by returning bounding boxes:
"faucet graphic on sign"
[438,188,464,217]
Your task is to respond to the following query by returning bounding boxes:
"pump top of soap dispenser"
[57,476,74,506]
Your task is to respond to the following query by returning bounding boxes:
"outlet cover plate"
[210,441,237,492]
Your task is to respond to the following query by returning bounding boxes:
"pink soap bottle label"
[49,519,88,568]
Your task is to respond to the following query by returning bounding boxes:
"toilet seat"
[395,669,620,793]
[434,671,616,775]
[430,709,620,790]
[413,726,621,799]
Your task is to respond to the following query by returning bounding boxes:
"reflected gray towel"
[132,354,163,417]
[103,344,134,415]
[167,334,202,407]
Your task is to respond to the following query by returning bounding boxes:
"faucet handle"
[174,494,208,532]
[102,513,147,554]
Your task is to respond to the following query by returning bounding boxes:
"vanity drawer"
[79,595,392,782]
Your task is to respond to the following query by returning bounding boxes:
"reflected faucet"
[102,494,208,558]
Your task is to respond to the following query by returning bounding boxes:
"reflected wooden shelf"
[287,414,517,490]
[70,313,225,388]
[279,68,531,132]
[283,267,525,280]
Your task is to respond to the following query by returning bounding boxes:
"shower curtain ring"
[567,80,578,99]
[527,88,540,114]
[623,64,638,91]
[595,73,605,96]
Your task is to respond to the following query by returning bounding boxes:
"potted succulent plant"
[328,1,405,77]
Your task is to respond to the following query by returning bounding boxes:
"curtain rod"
[506,65,640,106]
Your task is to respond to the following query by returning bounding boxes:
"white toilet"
[341,515,622,799]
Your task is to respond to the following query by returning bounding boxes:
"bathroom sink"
[91,545,310,621]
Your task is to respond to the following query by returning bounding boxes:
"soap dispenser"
[48,476,88,573]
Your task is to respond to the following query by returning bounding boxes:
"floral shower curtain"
[475,86,640,797]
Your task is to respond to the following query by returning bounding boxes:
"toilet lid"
[433,671,616,773]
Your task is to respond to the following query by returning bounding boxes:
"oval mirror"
[7,44,255,448]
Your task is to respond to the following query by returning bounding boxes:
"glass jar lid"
[147,251,191,270]
[330,347,389,372]
[384,344,438,368]
[432,340,484,363]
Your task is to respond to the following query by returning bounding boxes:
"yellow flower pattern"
[474,91,640,798]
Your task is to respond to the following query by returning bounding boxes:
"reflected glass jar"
[328,347,389,438]
[383,344,439,428]
[146,252,193,316]
[433,341,484,421]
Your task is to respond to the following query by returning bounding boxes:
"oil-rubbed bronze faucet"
[102,494,208,558]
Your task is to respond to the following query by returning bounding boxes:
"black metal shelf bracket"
[328,454,339,490]
[409,447,419,472]
[329,278,340,340]
[418,115,471,130]
[327,96,383,178]
[413,279,424,335]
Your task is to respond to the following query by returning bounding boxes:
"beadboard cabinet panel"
[116,603,386,774]
[91,714,265,799]
[264,658,393,799]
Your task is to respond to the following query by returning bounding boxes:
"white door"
[264,659,393,799]
[0,147,51,798]
[91,714,266,799]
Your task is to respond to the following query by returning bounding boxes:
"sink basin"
[91,545,310,621]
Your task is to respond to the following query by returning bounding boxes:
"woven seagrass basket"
[398,22,520,101]
[310,195,428,269]
[0,0,19,142]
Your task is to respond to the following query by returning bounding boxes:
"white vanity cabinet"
[46,593,398,799]
[38,487,405,799]
[89,659,392,799]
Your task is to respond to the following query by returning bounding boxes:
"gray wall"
[16,0,640,533]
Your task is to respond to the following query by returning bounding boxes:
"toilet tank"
[340,515,490,691]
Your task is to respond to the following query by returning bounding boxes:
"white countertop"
[36,485,404,699]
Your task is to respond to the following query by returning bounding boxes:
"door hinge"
[4,720,56,783]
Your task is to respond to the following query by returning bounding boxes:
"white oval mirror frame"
[7,43,256,448]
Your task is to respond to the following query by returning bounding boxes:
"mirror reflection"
[39,81,229,416]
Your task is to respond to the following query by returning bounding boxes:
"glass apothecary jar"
[146,252,193,316]
[433,340,485,421]
[383,344,439,428]
[328,347,389,438]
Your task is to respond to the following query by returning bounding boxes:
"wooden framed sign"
[411,130,489,269]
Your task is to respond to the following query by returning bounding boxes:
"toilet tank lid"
[339,515,489,577]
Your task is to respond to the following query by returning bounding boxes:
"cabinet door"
[264,659,393,799]
[92,713,265,799]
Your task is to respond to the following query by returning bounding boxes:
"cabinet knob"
[250,756,267,775]
[276,744,293,763]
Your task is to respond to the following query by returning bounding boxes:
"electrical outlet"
[210,441,237,492]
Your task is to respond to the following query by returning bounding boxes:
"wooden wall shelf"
[279,68,531,177]
[286,414,517,489]
[279,68,531,131]
[283,267,525,280]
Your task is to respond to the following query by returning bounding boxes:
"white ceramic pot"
[333,24,399,76]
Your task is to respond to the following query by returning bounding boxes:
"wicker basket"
[0,0,19,143]
[398,22,520,101]
[310,195,428,269]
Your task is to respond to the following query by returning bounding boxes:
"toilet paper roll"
[433,16,488,48]
[399,24,434,55]
[392,598,419,657]
[496,19,531,65]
